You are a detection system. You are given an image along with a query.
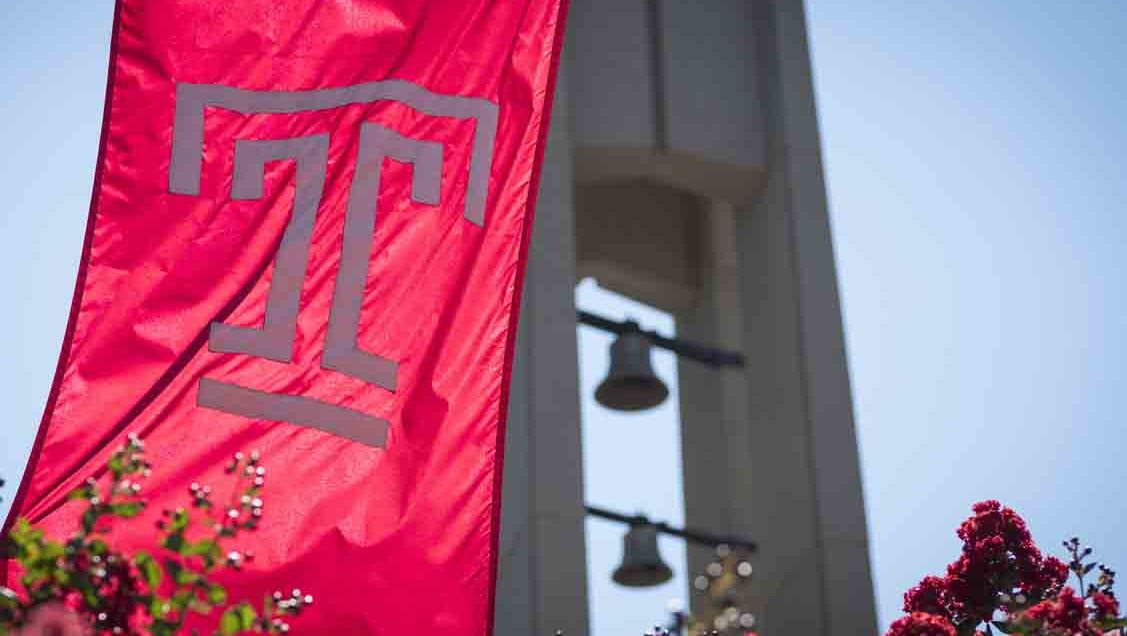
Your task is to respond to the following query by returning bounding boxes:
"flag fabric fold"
[3,1,569,633]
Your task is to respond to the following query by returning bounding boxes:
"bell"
[595,326,669,411]
[612,523,674,587]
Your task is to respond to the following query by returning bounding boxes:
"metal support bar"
[585,504,757,552]
[577,310,746,368]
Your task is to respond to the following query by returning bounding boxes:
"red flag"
[3,1,569,634]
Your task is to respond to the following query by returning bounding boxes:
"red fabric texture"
[3,1,569,634]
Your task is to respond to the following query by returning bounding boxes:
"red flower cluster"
[890,502,1127,636]
[885,612,956,636]
[1094,592,1121,620]
[1013,587,1123,636]
[901,501,1068,628]
[1021,587,1091,634]
[903,577,949,617]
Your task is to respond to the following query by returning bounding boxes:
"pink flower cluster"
[887,501,1118,636]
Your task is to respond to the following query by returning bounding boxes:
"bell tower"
[494,1,877,634]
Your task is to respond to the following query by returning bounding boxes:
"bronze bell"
[595,324,669,411]
[612,522,674,587]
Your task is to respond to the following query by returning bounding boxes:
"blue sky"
[807,0,1127,629]
[2,2,1126,634]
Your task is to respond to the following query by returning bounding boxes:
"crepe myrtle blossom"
[889,502,1126,636]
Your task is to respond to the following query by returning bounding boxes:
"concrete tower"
[495,1,877,634]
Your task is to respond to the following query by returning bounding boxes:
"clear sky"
[807,0,1127,629]
[2,2,1126,634]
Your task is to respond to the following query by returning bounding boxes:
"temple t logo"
[168,81,499,448]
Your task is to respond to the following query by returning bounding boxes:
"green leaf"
[67,486,92,501]
[164,559,184,586]
[173,565,198,586]
[170,509,191,533]
[10,518,42,552]
[111,502,143,518]
[172,588,195,612]
[21,569,47,587]
[81,507,101,534]
[236,603,257,628]
[163,533,185,554]
[135,551,163,588]
[40,541,64,561]
[220,609,242,635]
[185,539,220,563]
[207,584,228,606]
[216,599,258,631]
[218,603,259,634]
[108,452,129,479]
[68,571,100,608]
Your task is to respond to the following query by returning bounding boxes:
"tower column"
[494,67,590,636]
[732,0,877,632]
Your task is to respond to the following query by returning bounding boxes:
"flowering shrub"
[0,437,310,635]
[889,501,1125,636]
